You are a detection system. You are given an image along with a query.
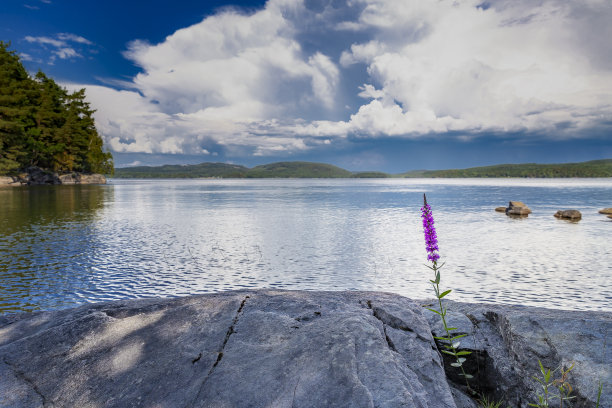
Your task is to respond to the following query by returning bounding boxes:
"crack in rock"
[3,358,48,407]
[191,295,250,406]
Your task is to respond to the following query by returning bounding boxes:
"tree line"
[0,42,113,176]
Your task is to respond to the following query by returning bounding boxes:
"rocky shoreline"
[0,290,609,408]
[0,166,106,186]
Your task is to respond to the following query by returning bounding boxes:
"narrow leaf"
[441,350,456,356]
[426,308,442,316]
[450,334,467,340]
[438,289,452,299]
[433,336,449,341]
[450,362,462,367]
[455,351,472,356]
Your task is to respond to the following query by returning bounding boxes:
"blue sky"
[3,0,611,172]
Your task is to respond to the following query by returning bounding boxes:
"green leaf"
[446,327,458,331]
[433,336,449,341]
[426,308,441,316]
[458,358,466,364]
[455,351,472,356]
[450,334,467,341]
[438,289,452,299]
[450,362,462,367]
[441,350,456,356]
[451,341,461,349]
[459,373,474,379]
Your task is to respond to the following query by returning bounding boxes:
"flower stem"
[431,261,472,392]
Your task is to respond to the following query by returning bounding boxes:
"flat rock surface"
[2,291,609,408]
[0,291,454,408]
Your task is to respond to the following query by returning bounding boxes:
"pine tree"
[0,42,113,175]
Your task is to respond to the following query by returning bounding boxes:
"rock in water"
[505,201,532,216]
[554,210,582,220]
[599,208,612,214]
[494,207,506,212]
[0,291,456,408]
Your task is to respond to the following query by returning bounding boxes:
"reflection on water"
[0,179,610,313]
[0,185,111,312]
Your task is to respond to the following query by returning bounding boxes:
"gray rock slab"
[0,290,456,408]
[424,301,611,408]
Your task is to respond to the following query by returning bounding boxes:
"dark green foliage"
[114,161,356,178]
[0,42,113,175]
[114,162,248,178]
[351,172,390,178]
[245,162,352,178]
[401,160,612,178]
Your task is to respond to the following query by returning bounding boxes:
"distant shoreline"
[112,159,612,179]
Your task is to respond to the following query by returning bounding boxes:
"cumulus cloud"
[77,0,612,158]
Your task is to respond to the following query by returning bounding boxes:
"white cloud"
[24,33,93,62]
[25,35,64,47]
[57,33,92,45]
[74,0,612,158]
[54,47,80,59]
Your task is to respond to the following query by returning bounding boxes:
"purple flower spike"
[421,194,440,263]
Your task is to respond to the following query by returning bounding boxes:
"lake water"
[1,178,611,314]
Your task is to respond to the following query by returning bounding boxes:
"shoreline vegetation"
[113,159,612,179]
[0,42,113,178]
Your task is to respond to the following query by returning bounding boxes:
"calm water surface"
[1,178,611,313]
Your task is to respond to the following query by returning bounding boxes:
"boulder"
[505,201,532,217]
[424,301,611,408]
[58,173,78,184]
[599,208,612,214]
[58,172,106,184]
[26,166,60,185]
[554,210,582,220]
[494,207,506,213]
[0,176,22,187]
[608,215,612,219]
[0,291,456,408]
[78,173,106,184]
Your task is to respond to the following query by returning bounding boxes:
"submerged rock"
[554,210,582,220]
[1,291,609,408]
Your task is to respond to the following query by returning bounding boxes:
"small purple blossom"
[421,194,440,263]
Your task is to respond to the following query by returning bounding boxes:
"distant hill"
[245,162,352,178]
[113,162,248,178]
[400,159,612,178]
[113,159,612,179]
[114,161,358,178]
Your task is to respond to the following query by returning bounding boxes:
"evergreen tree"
[0,42,113,175]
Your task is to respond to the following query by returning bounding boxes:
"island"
[0,42,112,185]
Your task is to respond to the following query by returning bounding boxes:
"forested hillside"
[0,42,113,175]
[401,160,612,178]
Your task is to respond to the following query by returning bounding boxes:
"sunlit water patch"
[1,178,610,313]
